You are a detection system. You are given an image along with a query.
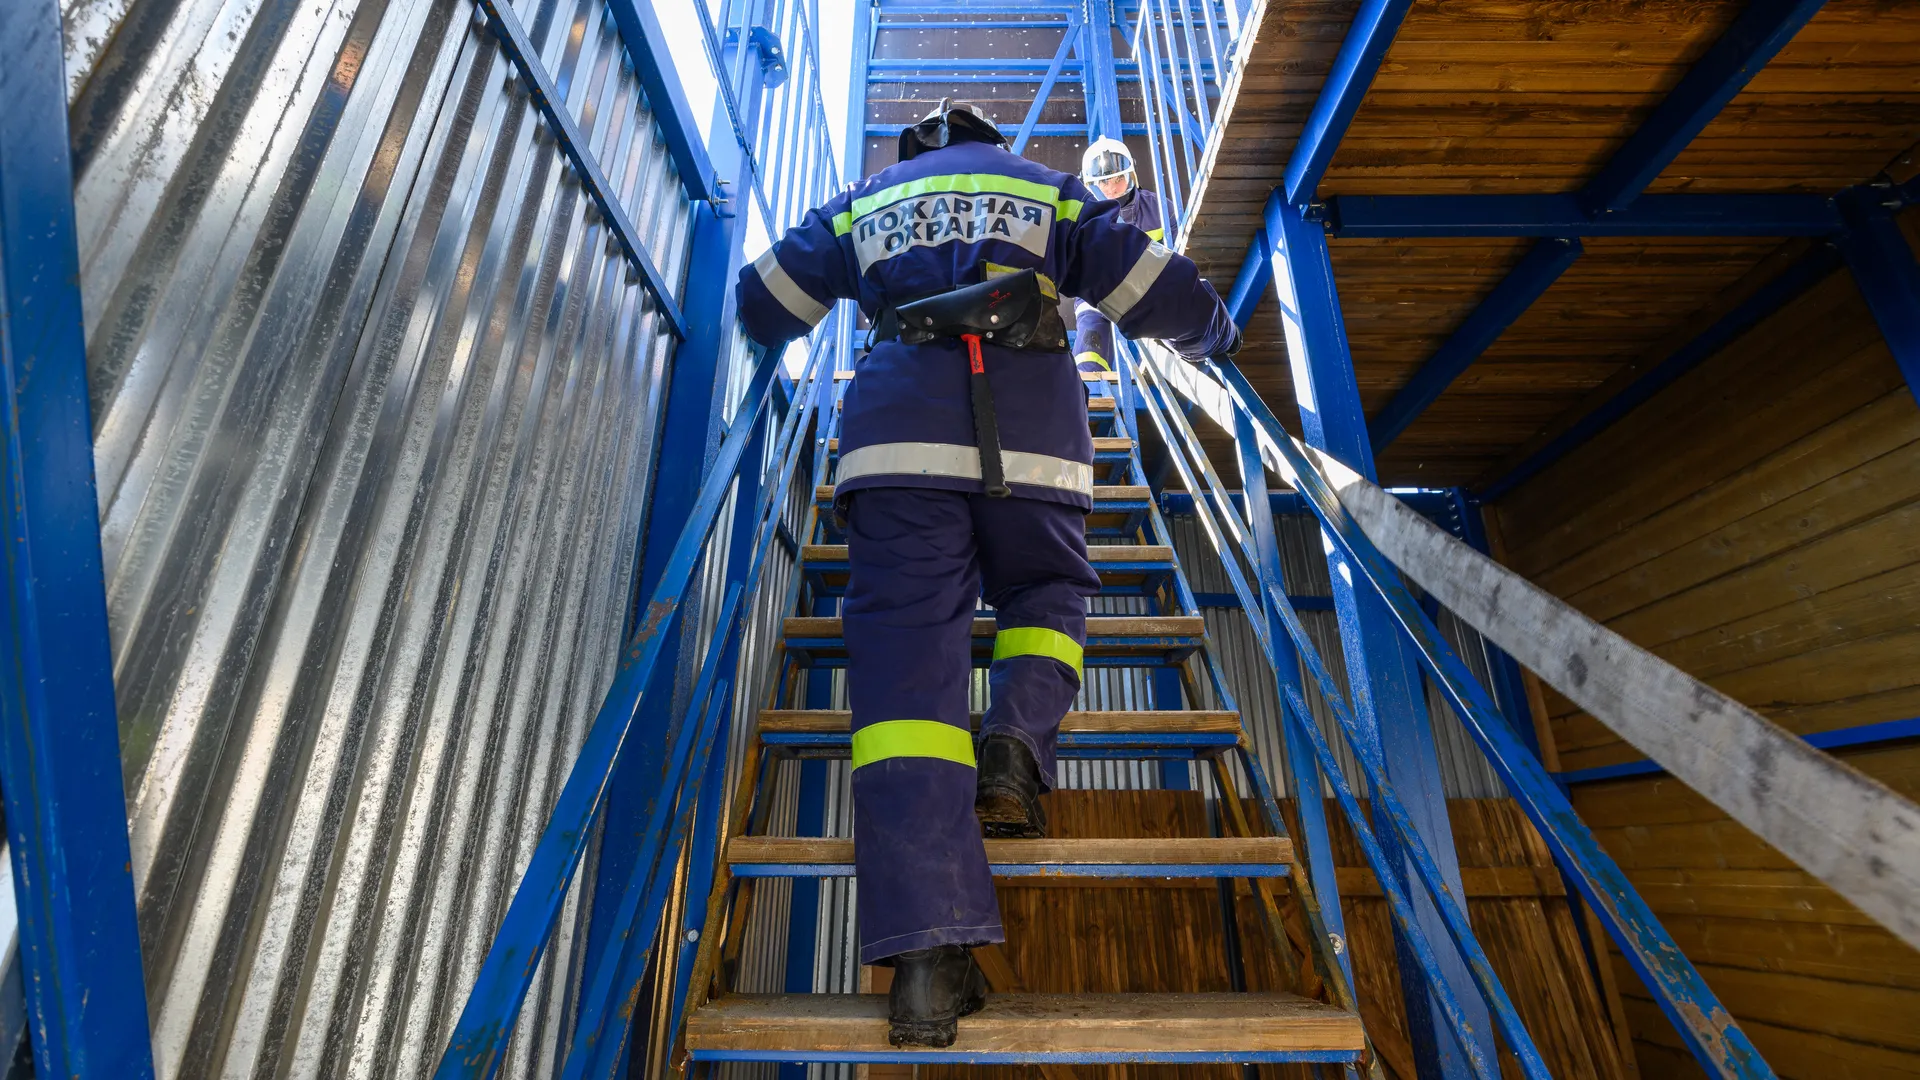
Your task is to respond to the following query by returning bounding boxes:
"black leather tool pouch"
[895,269,1046,348]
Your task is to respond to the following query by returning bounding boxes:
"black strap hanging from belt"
[959,334,1011,497]
[870,270,1068,500]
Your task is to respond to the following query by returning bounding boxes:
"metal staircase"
[675,366,1374,1070]
[416,321,1917,1080]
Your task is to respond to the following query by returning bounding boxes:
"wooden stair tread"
[822,437,1133,453]
[801,544,1173,563]
[728,836,1293,866]
[784,616,1203,637]
[685,992,1363,1054]
[758,709,1240,734]
[834,370,1121,383]
[818,483,1146,501]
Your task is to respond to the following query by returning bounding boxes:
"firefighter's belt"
[870,269,1068,352]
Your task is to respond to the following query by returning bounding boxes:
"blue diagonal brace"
[1013,19,1084,155]
[0,2,158,1076]
[1836,189,1920,406]
[1582,0,1831,215]
[601,0,720,203]
[1369,0,1827,455]
[474,0,690,339]
[1326,192,1843,238]
[1370,239,1583,452]
[1477,243,1843,500]
[1225,227,1274,327]
[1283,0,1414,204]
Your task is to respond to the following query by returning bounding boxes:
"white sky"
[652,0,857,263]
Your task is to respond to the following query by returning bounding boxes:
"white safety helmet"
[1081,137,1136,195]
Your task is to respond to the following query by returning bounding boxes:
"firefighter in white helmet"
[1074,138,1166,373]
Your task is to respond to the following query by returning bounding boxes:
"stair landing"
[685,992,1366,1063]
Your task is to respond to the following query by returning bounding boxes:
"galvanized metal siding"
[1170,513,1505,799]
[61,0,697,1075]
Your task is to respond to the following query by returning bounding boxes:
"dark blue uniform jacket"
[735,139,1235,510]
[1072,186,1163,373]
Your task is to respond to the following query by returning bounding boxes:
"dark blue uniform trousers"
[843,487,1100,965]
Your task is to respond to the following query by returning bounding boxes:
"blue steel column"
[1263,194,1491,1079]
[594,1,776,1037]
[1836,188,1920,405]
[1080,0,1126,140]
[0,2,158,1076]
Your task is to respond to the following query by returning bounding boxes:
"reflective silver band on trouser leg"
[754,248,830,328]
[1095,242,1173,323]
[836,442,1094,498]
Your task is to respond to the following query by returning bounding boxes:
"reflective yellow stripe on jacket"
[852,173,1085,222]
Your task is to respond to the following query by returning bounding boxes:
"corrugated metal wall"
[61,0,697,1074]
[1171,513,1506,800]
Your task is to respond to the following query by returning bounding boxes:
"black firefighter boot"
[887,944,988,1047]
[974,732,1047,838]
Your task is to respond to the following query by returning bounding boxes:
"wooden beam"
[1309,443,1920,952]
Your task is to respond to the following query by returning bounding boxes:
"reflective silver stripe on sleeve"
[837,442,1093,497]
[754,248,830,327]
[1095,242,1173,323]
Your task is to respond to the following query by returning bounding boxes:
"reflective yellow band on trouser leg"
[850,720,977,770]
[992,626,1084,680]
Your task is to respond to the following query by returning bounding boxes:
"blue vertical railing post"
[596,8,775,1054]
[0,3,159,1077]
[1232,411,1352,988]
[1263,194,1492,1079]
[846,0,873,179]
[665,400,775,1050]
[1138,368,1191,789]
[1080,0,1126,140]
[778,750,829,1080]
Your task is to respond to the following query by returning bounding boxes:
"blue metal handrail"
[1123,343,1540,1080]
[431,327,839,1078]
[1125,0,1247,245]
[1123,339,1781,1080]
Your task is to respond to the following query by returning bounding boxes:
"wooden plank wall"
[903,789,1632,1080]
[1487,212,1920,1078]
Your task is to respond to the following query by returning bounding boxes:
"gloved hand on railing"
[1204,324,1243,366]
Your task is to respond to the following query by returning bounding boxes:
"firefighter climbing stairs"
[675,369,1375,1068]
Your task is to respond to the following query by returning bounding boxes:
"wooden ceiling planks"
[1181,0,1920,487]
